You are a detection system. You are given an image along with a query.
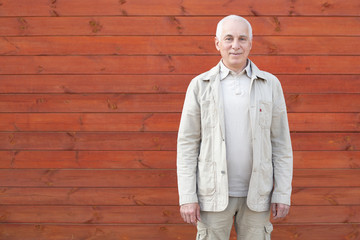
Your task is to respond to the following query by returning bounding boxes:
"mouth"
[230,53,242,56]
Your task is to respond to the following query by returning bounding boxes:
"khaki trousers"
[196,197,273,240]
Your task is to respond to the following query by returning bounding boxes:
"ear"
[214,37,220,51]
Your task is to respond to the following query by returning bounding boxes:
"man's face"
[215,19,252,72]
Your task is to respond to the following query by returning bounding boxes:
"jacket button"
[221,171,226,174]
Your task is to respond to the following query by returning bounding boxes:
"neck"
[223,60,248,74]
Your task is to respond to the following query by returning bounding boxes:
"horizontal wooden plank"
[0,75,191,94]
[0,205,359,224]
[0,133,359,151]
[2,36,359,56]
[0,56,359,75]
[0,94,359,113]
[0,187,359,206]
[1,17,359,36]
[291,187,360,206]
[0,169,359,187]
[288,113,360,132]
[273,224,360,240]
[0,169,177,187]
[291,133,359,151]
[0,132,177,151]
[0,75,359,94]
[0,224,358,240]
[0,0,358,16]
[293,169,360,187]
[284,94,360,113]
[0,94,185,113]
[0,150,177,169]
[293,151,360,169]
[279,75,360,94]
[1,150,359,169]
[0,113,180,132]
[0,187,179,206]
[0,113,358,132]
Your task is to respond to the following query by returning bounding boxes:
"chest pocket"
[259,100,272,129]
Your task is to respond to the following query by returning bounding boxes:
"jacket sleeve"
[177,79,201,206]
[270,78,293,205]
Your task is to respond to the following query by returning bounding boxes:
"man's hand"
[180,203,201,225]
[271,203,290,220]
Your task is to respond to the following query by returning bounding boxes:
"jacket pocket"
[264,223,273,240]
[259,100,272,129]
[197,161,216,196]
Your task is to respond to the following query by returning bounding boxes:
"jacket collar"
[202,59,268,82]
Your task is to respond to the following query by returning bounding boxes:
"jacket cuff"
[179,194,198,206]
[271,193,291,206]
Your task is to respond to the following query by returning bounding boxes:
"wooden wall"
[0,0,359,239]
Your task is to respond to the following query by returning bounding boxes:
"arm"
[177,80,202,223]
[270,79,293,211]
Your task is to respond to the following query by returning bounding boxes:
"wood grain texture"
[2,36,359,56]
[0,224,359,240]
[0,55,359,75]
[1,17,359,36]
[0,0,359,237]
[0,169,178,187]
[0,169,359,188]
[293,151,360,169]
[0,0,359,16]
[1,75,359,94]
[0,113,358,132]
[0,187,359,206]
[1,205,360,224]
[0,94,359,113]
[0,133,359,151]
[1,150,358,169]
[0,150,176,169]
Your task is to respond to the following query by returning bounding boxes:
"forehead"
[221,19,249,36]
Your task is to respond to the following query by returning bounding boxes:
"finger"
[196,206,201,222]
[271,203,277,217]
[190,212,196,225]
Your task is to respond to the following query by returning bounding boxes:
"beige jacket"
[177,60,293,212]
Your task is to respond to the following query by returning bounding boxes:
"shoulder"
[187,64,220,91]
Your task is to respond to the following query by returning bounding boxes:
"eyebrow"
[223,34,248,39]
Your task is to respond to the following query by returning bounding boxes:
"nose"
[232,40,241,50]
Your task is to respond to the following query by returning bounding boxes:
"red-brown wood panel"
[0,0,359,239]
[0,132,359,151]
[0,224,358,240]
[1,205,360,224]
[0,56,359,75]
[1,150,359,170]
[1,17,359,36]
[0,74,359,94]
[0,94,359,113]
[0,113,358,132]
[1,36,359,56]
[0,187,359,206]
[0,0,359,16]
[0,169,359,188]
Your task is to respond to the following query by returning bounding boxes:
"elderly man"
[177,15,293,239]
